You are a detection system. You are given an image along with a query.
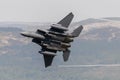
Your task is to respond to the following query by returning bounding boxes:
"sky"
[0,0,119,22]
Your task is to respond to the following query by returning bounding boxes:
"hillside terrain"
[0,17,120,80]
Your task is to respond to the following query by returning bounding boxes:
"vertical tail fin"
[71,25,83,37]
[58,12,74,28]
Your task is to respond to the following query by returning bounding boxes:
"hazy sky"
[0,0,119,22]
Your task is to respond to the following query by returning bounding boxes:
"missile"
[51,24,68,31]
[40,51,56,56]
[51,40,71,47]
[47,33,73,42]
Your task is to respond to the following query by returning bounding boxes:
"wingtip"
[69,12,74,16]
[45,65,51,68]
[80,25,83,29]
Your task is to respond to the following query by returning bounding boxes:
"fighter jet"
[21,12,83,67]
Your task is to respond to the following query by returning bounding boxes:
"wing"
[32,38,57,67]
[40,47,57,68]
[49,12,74,33]
[43,54,55,67]
[58,12,74,28]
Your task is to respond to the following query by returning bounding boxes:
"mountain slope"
[0,17,120,80]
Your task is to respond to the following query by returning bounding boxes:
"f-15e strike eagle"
[21,12,83,67]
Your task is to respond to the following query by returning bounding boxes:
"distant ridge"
[104,17,120,21]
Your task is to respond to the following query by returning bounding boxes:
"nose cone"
[20,32,26,36]
[20,32,28,36]
[21,31,45,40]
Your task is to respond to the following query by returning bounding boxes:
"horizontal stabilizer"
[58,12,74,28]
[63,49,70,62]
[71,25,83,37]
